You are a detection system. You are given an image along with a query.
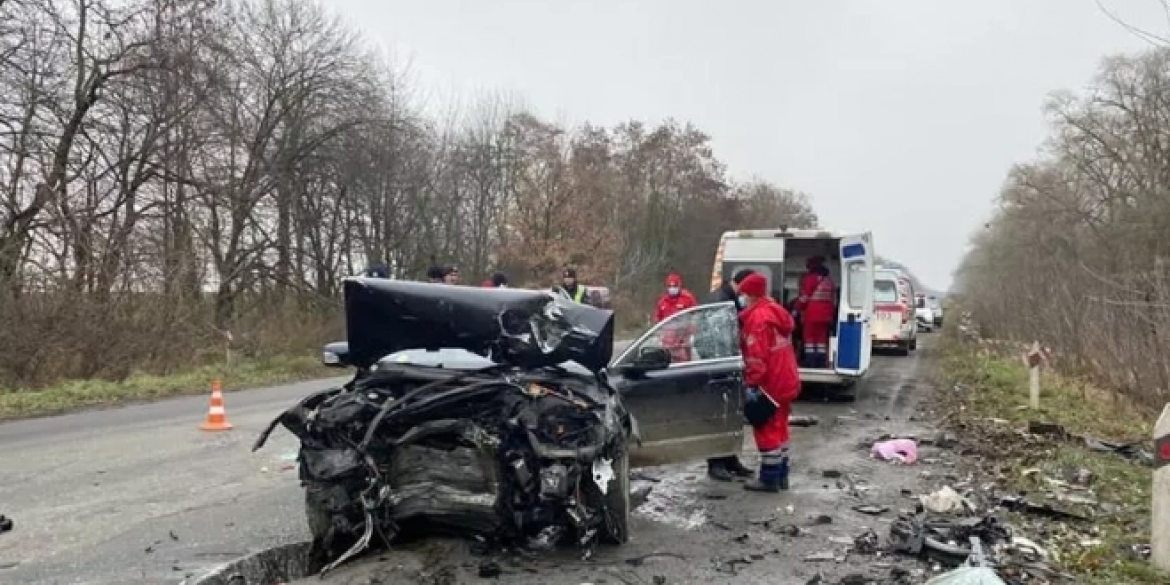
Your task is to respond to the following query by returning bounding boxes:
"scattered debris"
[998,495,1088,522]
[0,516,11,534]
[921,486,974,514]
[852,504,889,515]
[822,469,843,478]
[791,415,820,427]
[852,529,880,554]
[872,438,919,464]
[925,566,1005,584]
[624,552,685,567]
[803,551,837,562]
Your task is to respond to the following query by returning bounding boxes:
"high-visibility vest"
[572,286,587,303]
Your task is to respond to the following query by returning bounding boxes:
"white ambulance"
[708,228,876,395]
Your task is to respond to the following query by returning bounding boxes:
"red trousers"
[751,401,791,451]
[802,318,831,366]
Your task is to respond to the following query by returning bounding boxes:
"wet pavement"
[0,337,945,584]
[289,339,943,585]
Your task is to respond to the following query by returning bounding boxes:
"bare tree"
[956,46,1170,408]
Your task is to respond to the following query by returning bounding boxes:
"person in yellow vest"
[554,268,591,305]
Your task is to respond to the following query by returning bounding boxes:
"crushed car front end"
[253,279,633,575]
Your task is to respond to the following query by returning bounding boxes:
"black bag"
[743,389,779,428]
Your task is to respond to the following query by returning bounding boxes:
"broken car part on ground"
[253,279,637,576]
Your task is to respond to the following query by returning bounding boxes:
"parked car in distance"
[927,295,943,327]
[871,269,916,355]
[914,294,935,332]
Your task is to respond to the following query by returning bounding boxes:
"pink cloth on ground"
[871,438,918,464]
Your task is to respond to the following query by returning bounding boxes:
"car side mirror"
[321,341,351,368]
[632,346,672,371]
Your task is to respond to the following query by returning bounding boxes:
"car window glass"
[846,261,868,308]
[915,297,926,308]
[874,280,899,303]
[618,304,739,366]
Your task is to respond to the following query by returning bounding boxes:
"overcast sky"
[327,0,1165,291]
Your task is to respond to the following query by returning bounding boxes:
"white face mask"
[667,286,680,296]
[737,294,748,308]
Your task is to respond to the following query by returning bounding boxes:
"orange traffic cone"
[199,379,233,431]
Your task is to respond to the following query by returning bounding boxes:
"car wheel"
[599,452,631,545]
[909,338,917,351]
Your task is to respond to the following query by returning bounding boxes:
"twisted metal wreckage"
[252,279,636,576]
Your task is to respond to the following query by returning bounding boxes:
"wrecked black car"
[254,278,746,574]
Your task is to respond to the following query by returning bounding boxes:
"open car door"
[608,302,744,468]
[836,232,875,376]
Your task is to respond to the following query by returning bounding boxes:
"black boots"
[707,461,735,482]
[706,456,754,482]
[726,457,755,478]
[743,450,790,492]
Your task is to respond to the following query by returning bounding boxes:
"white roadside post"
[1152,404,1170,571]
[1024,341,1043,410]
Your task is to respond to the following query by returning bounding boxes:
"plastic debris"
[871,438,918,464]
[924,566,1006,584]
[921,486,974,514]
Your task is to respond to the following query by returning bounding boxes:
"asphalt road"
[0,341,631,585]
[0,337,941,584]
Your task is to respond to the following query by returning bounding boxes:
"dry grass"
[937,323,1164,584]
[0,355,334,420]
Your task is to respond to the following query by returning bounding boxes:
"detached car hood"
[343,277,615,373]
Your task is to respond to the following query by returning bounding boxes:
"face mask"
[737,295,748,308]
[667,286,680,296]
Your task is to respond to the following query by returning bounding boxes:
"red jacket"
[740,297,801,407]
[655,289,698,322]
[794,271,835,322]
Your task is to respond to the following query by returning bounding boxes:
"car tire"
[599,452,631,545]
[909,338,917,351]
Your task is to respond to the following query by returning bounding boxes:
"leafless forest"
[954,46,1170,411]
[0,0,820,389]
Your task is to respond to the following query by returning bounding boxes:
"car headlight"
[322,351,341,365]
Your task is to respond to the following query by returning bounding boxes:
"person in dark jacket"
[426,266,445,283]
[554,268,591,305]
[491,272,509,287]
[702,268,758,481]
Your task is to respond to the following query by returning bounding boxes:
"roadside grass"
[937,331,1162,584]
[0,355,335,421]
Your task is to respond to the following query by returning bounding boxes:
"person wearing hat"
[654,271,697,323]
[736,272,801,492]
[554,268,590,305]
[701,268,759,481]
[425,266,445,283]
[792,256,834,368]
[491,272,509,288]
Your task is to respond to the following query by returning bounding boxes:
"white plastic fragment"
[592,458,614,495]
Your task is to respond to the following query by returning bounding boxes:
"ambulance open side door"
[835,232,874,377]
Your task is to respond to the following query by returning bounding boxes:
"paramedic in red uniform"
[793,256,835,368]
[654,272,698,322]
[737,272,800,492]
[655,272,698,363]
